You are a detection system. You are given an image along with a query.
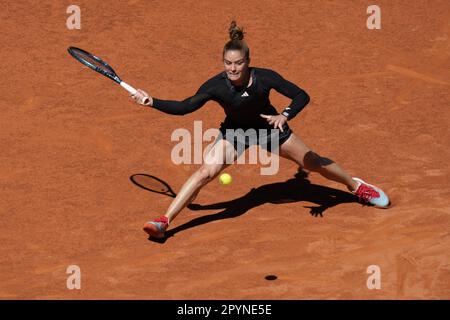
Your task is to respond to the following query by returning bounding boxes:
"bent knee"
[303,151,325,172]
[196,165,222,185]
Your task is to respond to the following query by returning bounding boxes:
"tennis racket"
[67,47,149,104]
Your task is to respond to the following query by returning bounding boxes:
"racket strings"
[70,48,113,73]
[83,55,109,71]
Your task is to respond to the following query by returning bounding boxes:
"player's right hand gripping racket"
[67,47,149,104]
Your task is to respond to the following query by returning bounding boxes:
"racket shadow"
[158,169,359,243]
[129,173,200,209]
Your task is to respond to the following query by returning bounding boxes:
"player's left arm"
[267,69,310,120]
[260,69,310,131]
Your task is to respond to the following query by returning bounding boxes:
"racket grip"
[120,81,137,95]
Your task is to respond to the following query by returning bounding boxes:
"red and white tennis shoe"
[143,216,169,239]
[352,177,390,208]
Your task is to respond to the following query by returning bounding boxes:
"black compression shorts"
[217,121,292,155]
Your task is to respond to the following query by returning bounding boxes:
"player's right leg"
[143,138,238,239]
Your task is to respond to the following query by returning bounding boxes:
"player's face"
[223,50,249,83]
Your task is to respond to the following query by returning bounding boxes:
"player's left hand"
[260,114,288,132]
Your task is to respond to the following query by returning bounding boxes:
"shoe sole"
[143,223,166,239]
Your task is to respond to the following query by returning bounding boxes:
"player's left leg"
[278,133,357,191]
[278,133,390,208]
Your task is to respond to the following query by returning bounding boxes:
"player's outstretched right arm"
[130,81,213,116]
[151,92,211,115]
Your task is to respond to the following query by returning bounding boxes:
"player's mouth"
[228,72,240,79]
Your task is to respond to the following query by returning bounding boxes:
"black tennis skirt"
[216,120,292,154]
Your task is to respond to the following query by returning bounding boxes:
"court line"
[326,71,389,80]
[389,22,450,110]
[386,64,449,86]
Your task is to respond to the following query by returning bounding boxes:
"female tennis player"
[131,21,390,239]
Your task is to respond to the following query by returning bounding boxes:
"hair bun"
[229,20,244,41]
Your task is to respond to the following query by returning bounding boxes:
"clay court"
[1,1,449,299]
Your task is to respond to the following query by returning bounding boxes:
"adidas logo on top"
[241,91,249,97]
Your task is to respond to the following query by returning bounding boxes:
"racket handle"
[120,81,137,95]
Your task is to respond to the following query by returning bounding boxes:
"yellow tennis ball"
[219,173,232,185]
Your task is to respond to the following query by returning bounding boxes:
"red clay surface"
[1,1,449,299]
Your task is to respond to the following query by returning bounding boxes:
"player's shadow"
[151,169,359,243]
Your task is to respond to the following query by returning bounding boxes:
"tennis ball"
[219,173,232,185]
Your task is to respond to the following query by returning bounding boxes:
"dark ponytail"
[223,20,250,59]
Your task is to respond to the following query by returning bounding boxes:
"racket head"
[68,47,121,83]
[130,174,176,197]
